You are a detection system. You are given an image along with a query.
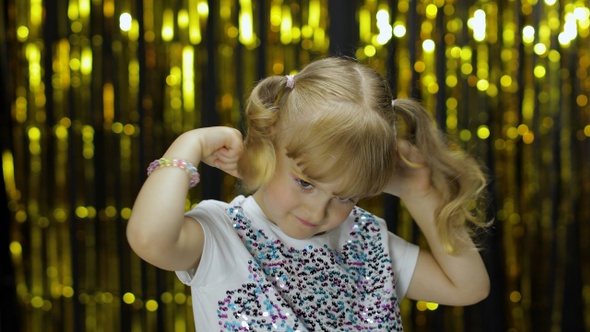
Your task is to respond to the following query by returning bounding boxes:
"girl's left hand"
[383,140,432,201]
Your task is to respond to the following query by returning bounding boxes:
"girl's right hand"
[127,126,243,272]
[196,127,244,178]
[162,126,243,178]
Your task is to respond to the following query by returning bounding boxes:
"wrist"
[147,158,201,188]
[163,130,206,166]
[399,188,443,231]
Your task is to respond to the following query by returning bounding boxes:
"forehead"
[274,107,396,198]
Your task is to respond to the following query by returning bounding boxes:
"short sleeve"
[174,208,213,287]
[388,232,419,299]
[175,199,242,287]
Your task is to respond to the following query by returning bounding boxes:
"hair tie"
[391,100,395,108]
[285,75,295,89]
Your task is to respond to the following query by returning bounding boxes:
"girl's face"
[253,150,359,239]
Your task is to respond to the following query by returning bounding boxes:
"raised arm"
[384,141,490,306]
[126,126,243,271]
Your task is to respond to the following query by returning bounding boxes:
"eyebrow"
[289,164,357,199]
[290,165,315,183]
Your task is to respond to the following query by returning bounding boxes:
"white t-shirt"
[176,195,419,331]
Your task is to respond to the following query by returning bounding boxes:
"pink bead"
[146,158,200,188]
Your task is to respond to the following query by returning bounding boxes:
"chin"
[282,229,316,240]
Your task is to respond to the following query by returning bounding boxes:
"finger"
[214,149,241,163]
[397,140,425,167]
[214,161,241,178]
[211,150,240,170]
[201,156,218,168]
[223,128,244,151]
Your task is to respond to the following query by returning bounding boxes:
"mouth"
[295,217,318,228]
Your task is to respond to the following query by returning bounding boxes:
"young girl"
[127,57,490,331]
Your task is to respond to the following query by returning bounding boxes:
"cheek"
[265,176,296,212]
[328,203,355,225]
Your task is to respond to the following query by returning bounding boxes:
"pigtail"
[393,99,489,254]
[238,76,291,193]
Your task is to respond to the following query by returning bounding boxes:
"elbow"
[476,274,491,302]
[472,286,490,305]
[461,276,491,305]
[126,219,156,261]
[481,277,491,299]
[126,222,143,256]
[126,217,192,271]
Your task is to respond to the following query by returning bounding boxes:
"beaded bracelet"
[147,158,200,188]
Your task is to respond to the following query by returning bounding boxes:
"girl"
[127,57,490,331]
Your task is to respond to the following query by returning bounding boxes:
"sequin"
[215,204,404,331]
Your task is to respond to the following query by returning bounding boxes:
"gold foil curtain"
[1,0,589,331]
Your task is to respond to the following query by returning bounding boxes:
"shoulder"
[185,200,227,219]
[333,206,391,250]
[186,196,245,217]
[348,206,388,235]
[347,206,418,267]
[184,196,247,231]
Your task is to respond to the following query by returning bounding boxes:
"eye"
[295,178,314,191]
[335,196,355,204]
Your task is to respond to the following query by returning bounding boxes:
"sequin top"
[177,195,419,332]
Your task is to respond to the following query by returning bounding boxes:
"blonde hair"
[238,57,489,253]
[393,99,489,253]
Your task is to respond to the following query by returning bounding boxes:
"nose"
[304,194,331,223]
